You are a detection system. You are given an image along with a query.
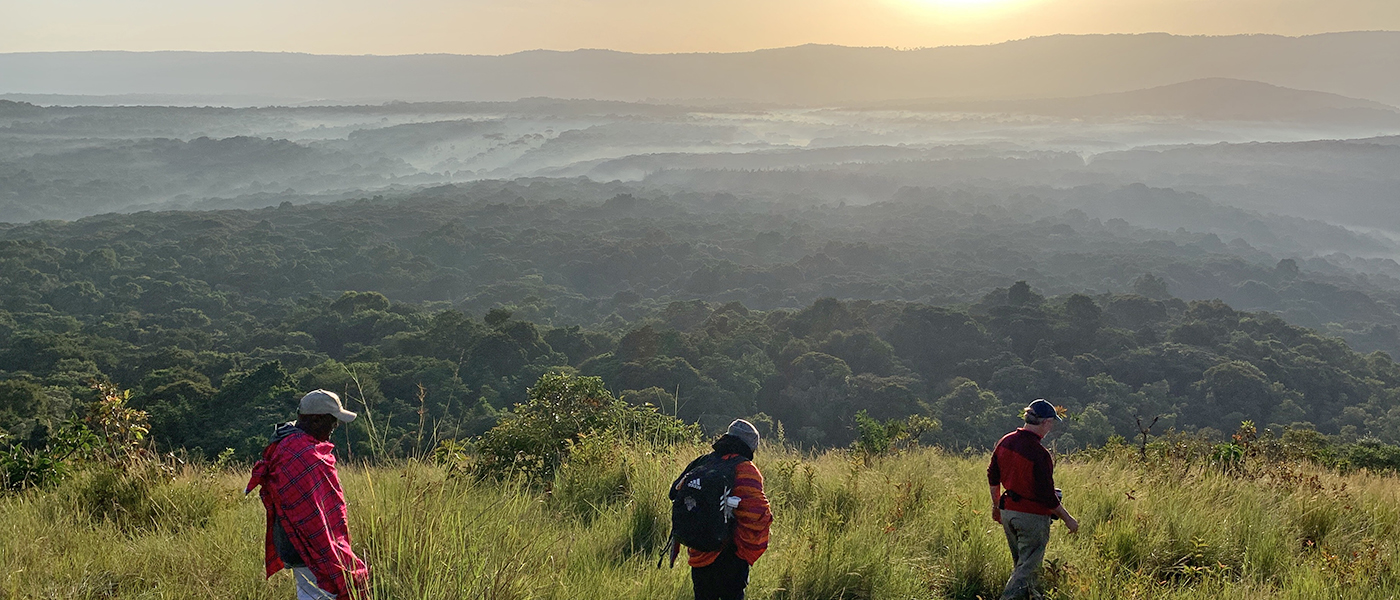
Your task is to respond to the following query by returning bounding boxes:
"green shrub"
[86,383,152,467]
[550,432,632,520]
[55,463,227,533]
[765,459,817,514]
[64,465,153,528]
[0,443,71,491]
[0,417,98,492]
[476,372,699,479]
[0,385,153,494]
[852,411,938,457]
[1336,440,1400,473]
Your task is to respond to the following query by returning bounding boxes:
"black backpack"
[668,452,749,552]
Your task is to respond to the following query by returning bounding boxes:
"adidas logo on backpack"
[667,452,749,553]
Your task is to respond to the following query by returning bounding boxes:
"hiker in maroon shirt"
[987,399,1079,600]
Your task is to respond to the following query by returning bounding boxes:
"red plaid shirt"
[246,427,368,599]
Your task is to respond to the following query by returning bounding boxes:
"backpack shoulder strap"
[717,454,749,486]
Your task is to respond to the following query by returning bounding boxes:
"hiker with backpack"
[246,390,369,600]
[666,419,773,600]
[987,399,1079,600]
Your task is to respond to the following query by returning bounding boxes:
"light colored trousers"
[999,509,1051,600]
[292,567,336,600]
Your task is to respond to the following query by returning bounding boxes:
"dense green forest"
[8,179,1400,341]
[3,182,1400,461]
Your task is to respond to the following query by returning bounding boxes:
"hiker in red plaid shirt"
[247,390,369,600]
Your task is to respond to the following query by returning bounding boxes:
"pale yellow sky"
[3,0,1398,55]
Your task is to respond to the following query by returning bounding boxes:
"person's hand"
[991,506,1001,524]
[1063,515,1079,534]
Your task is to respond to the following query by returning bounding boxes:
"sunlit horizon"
[4,0,1399,56]
[898,0,1050,20]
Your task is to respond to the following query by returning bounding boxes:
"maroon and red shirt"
[987,428,1060,516]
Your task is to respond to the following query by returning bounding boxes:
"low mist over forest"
[4,32,1400,458]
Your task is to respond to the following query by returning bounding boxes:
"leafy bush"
[1335,439,1400,473]
[0,384,149,493]
[852,410,938,457]
[0,443,70,491]
[475,372,699,479]
[86,383,151,466]
[56,462,228,533]
[431,438,473,475]
[62,465,154,527]
[549,432,631,519]
[0,418,94,491]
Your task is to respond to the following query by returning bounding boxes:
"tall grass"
[4,444,1400,598]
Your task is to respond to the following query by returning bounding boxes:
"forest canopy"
[2,183,1399,460]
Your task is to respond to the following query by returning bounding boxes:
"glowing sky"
[3,0,1398,55]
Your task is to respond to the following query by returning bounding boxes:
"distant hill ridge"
[2,32,1400,106]
[1051,78,1399,117]
[871,78,1400,122]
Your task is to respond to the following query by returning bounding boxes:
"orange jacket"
[688,457,772,567]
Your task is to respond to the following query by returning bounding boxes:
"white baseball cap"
[299,389,357,423]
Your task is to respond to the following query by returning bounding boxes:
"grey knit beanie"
[726,419,760,451]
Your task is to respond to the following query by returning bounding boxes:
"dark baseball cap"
[1027,399,1063,421]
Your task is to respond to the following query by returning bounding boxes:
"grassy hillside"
[5,441,1399,599]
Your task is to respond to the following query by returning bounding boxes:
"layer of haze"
[5,0,1400,54]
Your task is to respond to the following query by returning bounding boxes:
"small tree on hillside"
[474,372,699,479]
[87,382,151,467]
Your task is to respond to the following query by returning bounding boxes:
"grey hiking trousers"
[999,509,1052,600]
